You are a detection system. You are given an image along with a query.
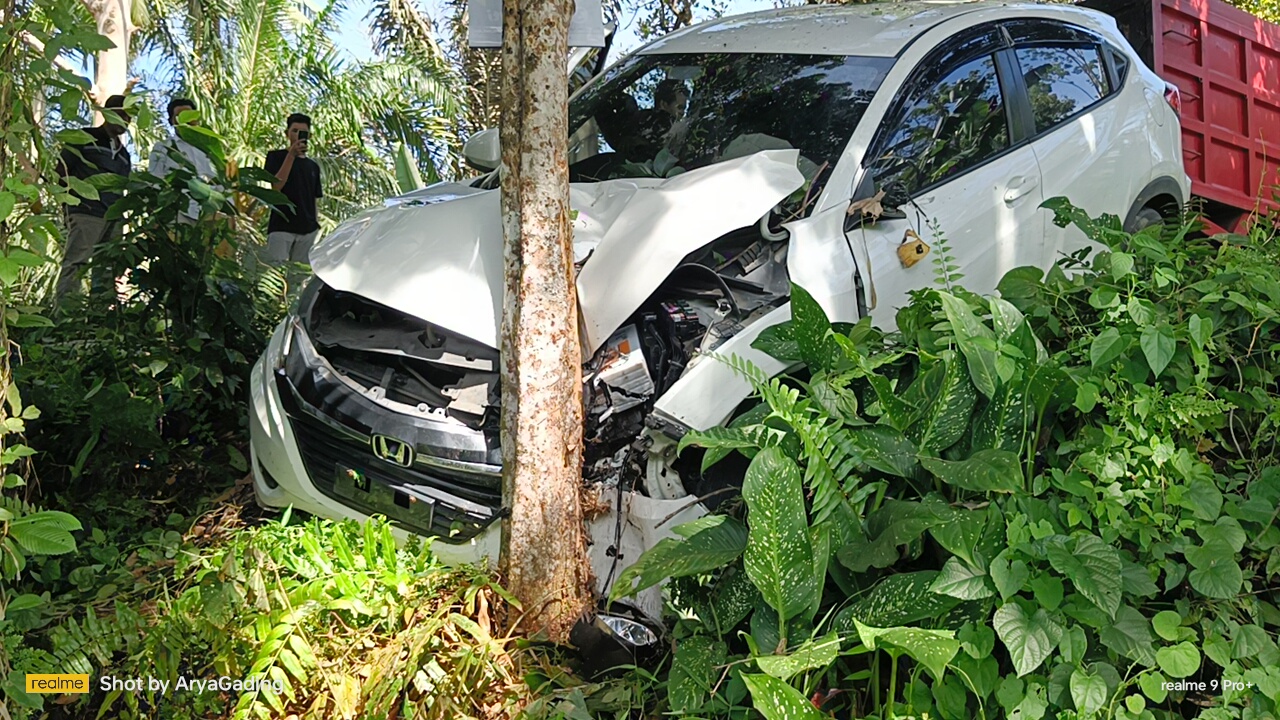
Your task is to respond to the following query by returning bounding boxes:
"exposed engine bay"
[298,220,791,505]
[581,226,789,488]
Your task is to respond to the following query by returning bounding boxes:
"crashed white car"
[249,1,1188,611]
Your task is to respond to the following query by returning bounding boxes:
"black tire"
[1130,206,1166,232]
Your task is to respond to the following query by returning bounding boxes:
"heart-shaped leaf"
[1045,535,1121,618]
[1186,551,1243,599]
[1156,642,1201,678]
[1070,668,1108,716]
[959,622,996,659]
[1090,327,1127,369]
[994,602,1062,677]
[1195,517,1246,552]
[1138,672,1168,703]
[990,551,1030,600]
[1099,605,1157,666]
[1140,326,1176,378]
[930,557,994,600]
[1152,611,1182,642]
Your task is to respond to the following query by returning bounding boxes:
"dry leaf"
[847,189,886,220]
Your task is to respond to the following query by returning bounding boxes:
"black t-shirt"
[60,126,132,217]
[264,150,322,234]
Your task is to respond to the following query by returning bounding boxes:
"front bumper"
[249,317,711,616]
[248,320,501,566]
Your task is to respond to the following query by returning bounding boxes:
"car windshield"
[567,52,894,193]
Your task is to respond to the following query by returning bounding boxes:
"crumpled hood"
[310,149,804,353]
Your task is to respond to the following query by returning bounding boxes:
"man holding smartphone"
[264,112,323,266]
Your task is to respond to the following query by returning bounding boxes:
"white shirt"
[148,133,218,219]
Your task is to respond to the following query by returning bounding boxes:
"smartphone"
[298,130,310,141]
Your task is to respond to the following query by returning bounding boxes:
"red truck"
[1083,0,1280,233]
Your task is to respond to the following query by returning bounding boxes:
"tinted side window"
[873,53,1010,195]
[1015,44,1110,131]
[1107,44,1130,88]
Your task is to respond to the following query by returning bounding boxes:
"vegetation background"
[1,0,1279,719]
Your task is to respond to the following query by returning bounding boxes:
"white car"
[249,0,1188,612]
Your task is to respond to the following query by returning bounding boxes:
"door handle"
[1003,176,1039,204]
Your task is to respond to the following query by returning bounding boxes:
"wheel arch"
[1123,176,1185,232]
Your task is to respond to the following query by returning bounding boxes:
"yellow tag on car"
[898,229,930,268]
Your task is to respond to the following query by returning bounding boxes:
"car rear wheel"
[1130,206,1166,232]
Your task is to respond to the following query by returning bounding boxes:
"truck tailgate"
[1156,0,1280,222]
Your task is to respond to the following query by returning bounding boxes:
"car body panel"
[862,142,1046,325]
[311,150,803,353]
[576,150,803,351]
[638,2,987,58]
[822,2,1174,215]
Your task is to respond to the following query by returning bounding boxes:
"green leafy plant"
[15,121,289,485]
[610,198,1280,720]
[7,513,531,720]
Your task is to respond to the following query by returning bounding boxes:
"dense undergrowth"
[582,202,1280,720]
[0,75,541,719]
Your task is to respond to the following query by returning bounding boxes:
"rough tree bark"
[497,0,593,642]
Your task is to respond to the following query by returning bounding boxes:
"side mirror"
[881,181,911,210]
[463,128,500,172]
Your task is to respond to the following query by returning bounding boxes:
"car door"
[1002,19,1145,262]
[857,24,1044,326]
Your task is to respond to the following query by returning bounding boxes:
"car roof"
[637,0,1105,57]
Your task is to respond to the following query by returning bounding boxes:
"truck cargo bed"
[1086,0,1280,230]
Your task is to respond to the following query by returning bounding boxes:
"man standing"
[55,94,132,301]
[264,113,323,265]
[148,97,217,223]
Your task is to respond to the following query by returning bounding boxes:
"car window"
[871,53,1010,196]
[566,53,892,192]
[1107,44,1130,87]
[1014,44,1110,131]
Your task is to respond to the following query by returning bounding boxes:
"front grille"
[288,408,501,543]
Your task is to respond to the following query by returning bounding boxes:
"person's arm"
[271,138,304,191]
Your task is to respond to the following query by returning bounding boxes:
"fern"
[48,603,148,676]
[927,216,964,291]
[705,354,867,526]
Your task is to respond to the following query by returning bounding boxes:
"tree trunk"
[497,0,593,642]
[82,0,131,101]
